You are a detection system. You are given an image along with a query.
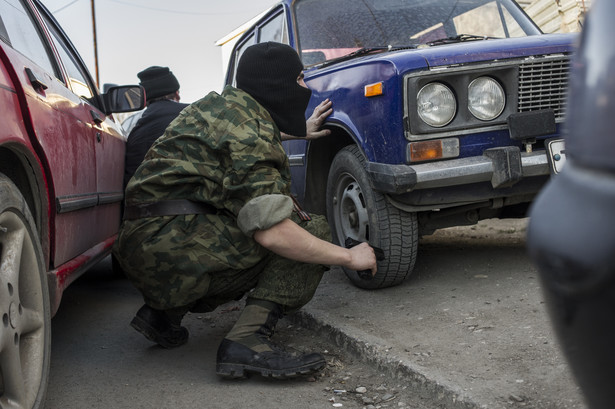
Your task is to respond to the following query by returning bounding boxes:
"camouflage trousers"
[113,212,331,314]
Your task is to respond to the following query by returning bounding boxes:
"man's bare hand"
[305,98,333,140]
[347,242,378,276]
[280,99,333,141]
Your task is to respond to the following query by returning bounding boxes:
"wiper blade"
[427,34,497,46]
[318,46,389,68]
[387,44,420,52]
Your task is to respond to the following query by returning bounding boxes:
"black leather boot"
[216,337,326,379]
[130,304,189,348]
[216,300,325,379]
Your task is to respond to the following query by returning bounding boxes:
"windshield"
[294,0,541,65]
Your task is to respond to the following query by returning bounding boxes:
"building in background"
[518,0,589,32]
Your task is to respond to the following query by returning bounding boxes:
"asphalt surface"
[45,263,432,409]
[294,219,587,409]
[45,219,588,409]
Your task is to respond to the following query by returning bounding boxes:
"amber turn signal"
[364,82,384,97]
[408,138,459,162]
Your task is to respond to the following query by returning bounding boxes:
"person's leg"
[246,213,330,312]
[129,252,268,349]
[130,304,192,348]
[216,214,331,378]
[114,217,213,348]
[191,256,269,311]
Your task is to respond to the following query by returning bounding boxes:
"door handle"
[25,67,48,91]
[90,110,104,124]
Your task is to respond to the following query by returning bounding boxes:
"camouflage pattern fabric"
[113,86,330,311]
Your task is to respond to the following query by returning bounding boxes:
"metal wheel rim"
[333,173,370,243]
[0,210,46,409]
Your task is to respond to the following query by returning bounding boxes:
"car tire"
[0,174,50,409]
[326,145,418,289]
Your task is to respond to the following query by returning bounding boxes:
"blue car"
[221,0,576,289]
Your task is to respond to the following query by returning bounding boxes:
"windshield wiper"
[316,45,421,68]
[318,46,389,68]
[427,34,498,46]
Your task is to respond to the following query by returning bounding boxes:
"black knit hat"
[236,42,312,137]
[137,66,179,100]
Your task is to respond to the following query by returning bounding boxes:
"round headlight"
[417,82,456,127]
[468,77,505,121]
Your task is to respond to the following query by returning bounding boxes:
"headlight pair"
[417,77,505,127]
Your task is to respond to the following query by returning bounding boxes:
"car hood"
[406,33,577,67]
[309,33,577,75]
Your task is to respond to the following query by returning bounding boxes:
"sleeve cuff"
[237,194,293,236]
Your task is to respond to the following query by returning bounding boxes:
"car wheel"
[0,174,50,409]
[326,145,418,289]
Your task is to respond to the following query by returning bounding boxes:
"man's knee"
[250,261,325,313]
[303,214,331,242]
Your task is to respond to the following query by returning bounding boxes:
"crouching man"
[113,42,377,379]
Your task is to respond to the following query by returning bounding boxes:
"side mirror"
[103,85,146,114]
[102,83,118,93]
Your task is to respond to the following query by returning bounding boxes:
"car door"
[0,0,102,266]
[228,8,311,201]
[38,5,125,259]
[91,112,125,243]
[254,8,309,203]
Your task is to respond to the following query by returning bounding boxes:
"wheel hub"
[348,209,358,228]
[9,301,20,329]
[338,180,368,239]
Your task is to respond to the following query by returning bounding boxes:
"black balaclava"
[236,42,312,137]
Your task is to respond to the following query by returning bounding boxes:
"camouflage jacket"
[117,86,294,272]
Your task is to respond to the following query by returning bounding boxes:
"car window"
[0,0,57,75]
[294,0,540,64]
[230,33,256,86]
[259,12,288,44]
[0,8,8,41]
[40,12,95,101]
[438,2,526,38]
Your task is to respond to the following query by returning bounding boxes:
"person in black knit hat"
[138,66,180,100]
[123,66,188,189]
[113,42,376,380]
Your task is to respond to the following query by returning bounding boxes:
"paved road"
[45,263,430,409]
[45,219,587,409]
[294,219,587,409]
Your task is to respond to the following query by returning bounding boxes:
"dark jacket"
[123,99,188,188]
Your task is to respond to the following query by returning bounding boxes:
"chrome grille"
[518,55,571,121]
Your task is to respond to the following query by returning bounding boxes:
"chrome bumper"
[367,146,550,194]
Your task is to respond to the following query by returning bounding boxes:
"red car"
[0,0,144,407]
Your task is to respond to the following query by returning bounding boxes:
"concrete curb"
[290,308,485,409]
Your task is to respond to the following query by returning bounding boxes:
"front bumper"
[367,146,550,195]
